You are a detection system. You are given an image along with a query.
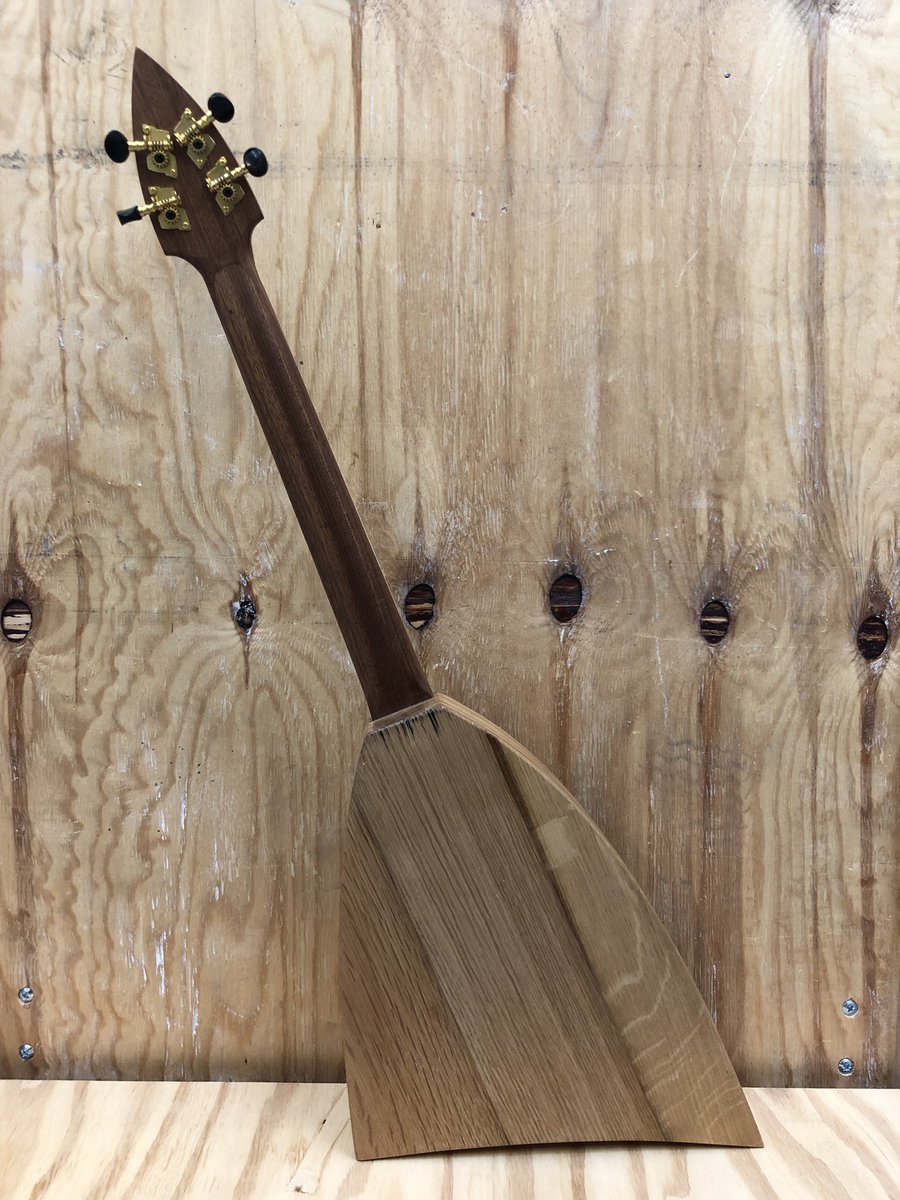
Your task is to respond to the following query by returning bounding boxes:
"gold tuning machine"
[205,148,268,215]
[173,93,235,167]
[104,125,176,177]
[117,186,190,231]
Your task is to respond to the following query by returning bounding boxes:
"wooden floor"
[0,1082,895,1199]
[1,0,897,1089]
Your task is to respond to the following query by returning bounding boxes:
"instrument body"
[344,694,761,1158]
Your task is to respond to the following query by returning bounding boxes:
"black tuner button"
[104,129,130,163]
[208,93,235,123]
[116,206,142,225]
[243,147,268,178]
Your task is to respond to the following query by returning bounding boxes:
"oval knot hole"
[699,599,730,644]
[404,583,435,629]
[857,614,888,661]
[1,598,33,643]
[233,597,257,632]
[549,573,583,623]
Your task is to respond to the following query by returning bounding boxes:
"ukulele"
[107,49,760,1160]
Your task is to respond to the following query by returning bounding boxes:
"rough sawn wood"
[342,695,761,1158]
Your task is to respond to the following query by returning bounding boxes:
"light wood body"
[342,695,760,1158]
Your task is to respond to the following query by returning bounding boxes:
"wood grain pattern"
[0,0,896,1089]
[343,694,759,1157]
[0,1082,896,1199]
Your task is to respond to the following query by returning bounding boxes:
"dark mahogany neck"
[129,50,432,720]
[206,251,433,719]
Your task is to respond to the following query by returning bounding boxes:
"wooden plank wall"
[0,0,896,1088]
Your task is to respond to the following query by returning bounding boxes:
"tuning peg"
[173,93,234,168]
[104,130,130,162]
[242,147,268,177]
[208,93,235,123]
[205,149,268,215]
[104,124,176,177]
[116,186,190,231]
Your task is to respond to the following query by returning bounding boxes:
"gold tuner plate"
[142,125,177,177]
[148,187,191,231]
[174,109,216,168]
[205,158,245,215]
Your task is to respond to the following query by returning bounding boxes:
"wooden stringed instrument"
[107,49,761,1160]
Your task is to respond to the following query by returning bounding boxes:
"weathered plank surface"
[0,1082,896,1199]
[0,0,897,1088]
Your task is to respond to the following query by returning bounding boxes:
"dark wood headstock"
[127,49,263,276]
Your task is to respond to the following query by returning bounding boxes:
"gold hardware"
[205,158,246,215]
[173,94,234,167]
[119,186,190,230]
[149,187,190,230]
[120,125,177,176]
[174,109,216,168]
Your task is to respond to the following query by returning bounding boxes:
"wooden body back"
[342,695,761,1158]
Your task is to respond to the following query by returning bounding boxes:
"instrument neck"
[205,250,433,721]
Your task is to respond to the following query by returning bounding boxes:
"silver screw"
[841,998,858,1017]
[18,1044,35,1061]
[837,1057,854,1076]
[17,986,34,1005]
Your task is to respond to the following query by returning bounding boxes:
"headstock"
[106,49,267,277]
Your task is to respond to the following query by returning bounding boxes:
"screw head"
[18,1043,35,1061]
[842,998,859,1017]
[17,986,34,1004]
[837,1057,854,1076]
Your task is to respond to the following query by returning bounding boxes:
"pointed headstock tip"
[111,48,265,278]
